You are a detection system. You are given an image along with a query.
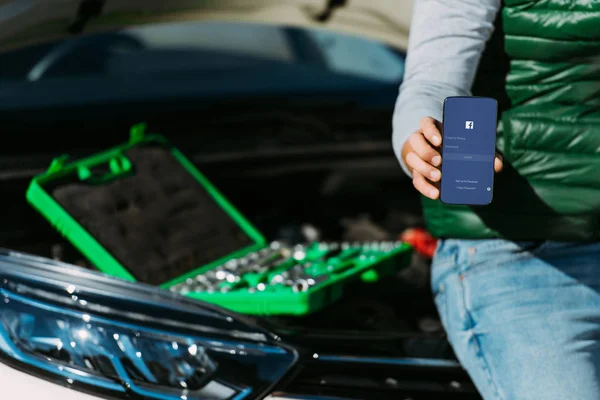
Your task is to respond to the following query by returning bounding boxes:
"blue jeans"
[432,239,600,400]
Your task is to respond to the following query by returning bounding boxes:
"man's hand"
[402,117,503,200]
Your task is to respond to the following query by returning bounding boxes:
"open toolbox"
[26,124,412,315]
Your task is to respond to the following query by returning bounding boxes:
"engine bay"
[4,143,440,328]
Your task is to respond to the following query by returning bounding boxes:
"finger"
[406,151,441,182]
[407,132,442,167]
[413,170,440,200]
[494,153,503,173]
[420,117,442,147]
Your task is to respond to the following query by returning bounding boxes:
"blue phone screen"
[440,96,498,205]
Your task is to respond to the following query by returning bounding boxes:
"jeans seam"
[432,247,459,295]
[459,276,504,400]
[434,287,448,328]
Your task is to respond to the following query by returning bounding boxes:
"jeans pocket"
[431,240,457,294]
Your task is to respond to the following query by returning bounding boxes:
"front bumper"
[0,355,478,400]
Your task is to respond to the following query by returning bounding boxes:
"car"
[0,1,481,398]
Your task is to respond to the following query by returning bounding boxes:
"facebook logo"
[465,121,474,129]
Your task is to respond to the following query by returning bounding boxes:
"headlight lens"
[0,250,297,399]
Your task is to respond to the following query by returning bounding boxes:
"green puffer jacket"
[422,0,600,241]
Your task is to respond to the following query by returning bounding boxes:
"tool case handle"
[76,153,133,183]
[45,152,133,184]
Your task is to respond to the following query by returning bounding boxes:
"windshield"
[0,21,405,84]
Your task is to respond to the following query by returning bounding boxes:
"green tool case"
[26,124,411,315]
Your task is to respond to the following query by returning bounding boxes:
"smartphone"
[440,96,498,205]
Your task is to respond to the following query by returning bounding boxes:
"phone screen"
[440,96,498,205]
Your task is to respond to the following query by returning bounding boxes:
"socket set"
[171,240,411,316]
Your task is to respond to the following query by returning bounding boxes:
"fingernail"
[432,135,441,145]
[432,155,441,166]
[429,188,439,198]
[430,170,440,180]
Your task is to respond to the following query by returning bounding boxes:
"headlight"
[0,249,297,399]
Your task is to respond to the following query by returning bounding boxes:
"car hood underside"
[0,0,412,54]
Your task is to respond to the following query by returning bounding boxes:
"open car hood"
[0,0,413,53]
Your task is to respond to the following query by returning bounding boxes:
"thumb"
[494,153,503,173]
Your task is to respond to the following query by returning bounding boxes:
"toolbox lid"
[26,123,266,287]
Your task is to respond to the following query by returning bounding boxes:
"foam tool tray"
[26,123,412,315]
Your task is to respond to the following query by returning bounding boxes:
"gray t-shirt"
[392,0,501,176]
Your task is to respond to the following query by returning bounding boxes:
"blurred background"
[0,1,482,399]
